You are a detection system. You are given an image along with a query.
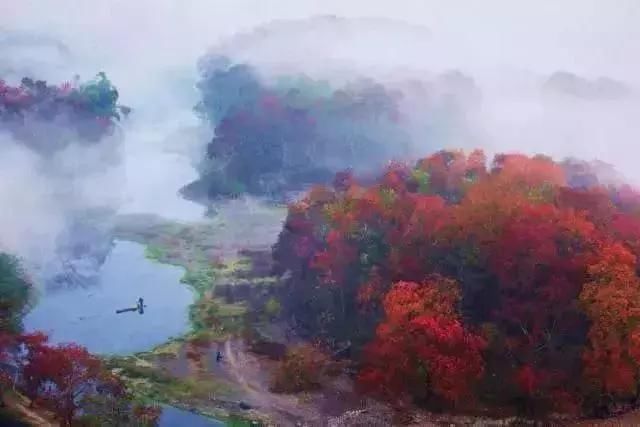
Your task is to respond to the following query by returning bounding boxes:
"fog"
[1,0,640,275]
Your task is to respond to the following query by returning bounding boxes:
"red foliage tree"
[274,149,640,417]
[21,336,112,426]
[580,243,640,398]
[270,344,330,393]
[358,278,485,405]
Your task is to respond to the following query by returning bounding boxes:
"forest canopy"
[184,54,414,198]
[273,149,640,417]
[0,73,129,153]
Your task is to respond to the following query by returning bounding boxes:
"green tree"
[0,253,31,333]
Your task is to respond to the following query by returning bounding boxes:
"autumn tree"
[270,344,330,393]
[580,243,640,402]
[0,74,128,152]
[21,337,104,425]
[273,149,640,417]
[17,334,157,426]
[358,278,485,407]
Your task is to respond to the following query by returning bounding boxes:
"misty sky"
[2,0,639,82]
[2,0,640,265]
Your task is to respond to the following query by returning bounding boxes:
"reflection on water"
[24,240,195,355]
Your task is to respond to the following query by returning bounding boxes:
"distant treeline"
[183,54,481,200]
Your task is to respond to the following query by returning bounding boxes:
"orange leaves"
[358,277,485,404]
[408,315,486,402]
[306,184,335,206]
[405,194,447,234]
[360,312,485,404]
[270,344,330,393]
[277,148,640,415]
[583,242,637,286]
[610,213,640,259]
[382,277,460,325]
[491,153,566,189]
[416,149,487,200]
[381,161,412,193]
[580,243,640,396]
[555,186,616,227]
[489,204,596,288]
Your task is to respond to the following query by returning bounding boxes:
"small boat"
[115,307,138,314]
[116,297,146,314]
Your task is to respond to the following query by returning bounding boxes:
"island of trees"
[0,73,129,153]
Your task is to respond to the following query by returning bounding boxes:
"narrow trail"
[3,392,56,427]
[223,339,320,426]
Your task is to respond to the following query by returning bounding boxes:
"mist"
[2,0,640,278]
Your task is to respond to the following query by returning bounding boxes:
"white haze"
[0,131,124,271]
[1,0,639,269]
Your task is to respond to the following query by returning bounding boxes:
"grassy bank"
[114,213,257,338]
[108,212,283,425]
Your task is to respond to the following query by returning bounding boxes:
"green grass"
[181,266,218,297]
[105,356,231,402]
[110,214,281,424]
[224,416,264,426]
[105,356,174,384]
[189,298,247,339]
[217,300,248,317]
[218,257,252,275]
[144,244,166,261]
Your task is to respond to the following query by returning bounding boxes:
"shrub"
[269,344,329,393]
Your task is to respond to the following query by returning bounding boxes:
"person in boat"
[116,298,145,314]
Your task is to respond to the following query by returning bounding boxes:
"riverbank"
[24,240,194,355]
[108,208,640,427]
[108,206,285,425]
[108,209,386,425]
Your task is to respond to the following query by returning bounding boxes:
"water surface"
[24,240,194,355]
[158,406,225,427]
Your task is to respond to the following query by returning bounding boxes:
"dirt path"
[3,391,56,427]
[223,339,323,426]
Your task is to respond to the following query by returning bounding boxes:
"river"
[24,240,194,355]
[159,406,225,427]
[23,239,230,425]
